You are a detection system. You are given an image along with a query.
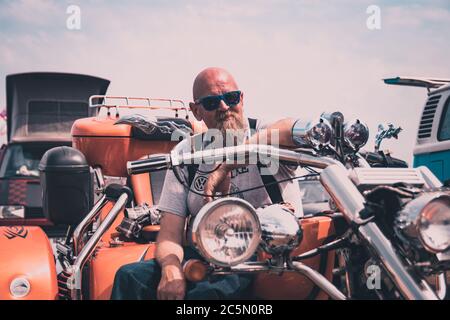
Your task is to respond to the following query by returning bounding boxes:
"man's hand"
[203,164,233,203]
[157,264,186,300]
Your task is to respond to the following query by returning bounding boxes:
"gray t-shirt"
[157,119,304,218]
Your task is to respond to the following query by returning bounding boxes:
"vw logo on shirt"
[193,176,207,191]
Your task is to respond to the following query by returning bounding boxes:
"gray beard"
[216,111,247,145]
[216,111,245,132]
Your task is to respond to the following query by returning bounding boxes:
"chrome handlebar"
[127,144,342,175]
[128,154,172,174]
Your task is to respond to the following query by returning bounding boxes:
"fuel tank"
[0,226,58,299]
[253,216,336,300]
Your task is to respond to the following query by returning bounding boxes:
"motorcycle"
[127,111,450,300]
[0,96,448,300]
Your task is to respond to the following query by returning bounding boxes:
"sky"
[0,0,449,162]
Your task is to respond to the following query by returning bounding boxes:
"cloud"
[0,0,61,26]
[385,4,450,28]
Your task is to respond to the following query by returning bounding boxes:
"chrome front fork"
[320,164,440,300]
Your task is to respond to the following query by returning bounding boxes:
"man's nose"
[218,100,229,111]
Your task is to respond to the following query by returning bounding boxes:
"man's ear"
[190,102,203,121]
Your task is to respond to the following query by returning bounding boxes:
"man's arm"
[155,212,186,300]
[203,118,297,201]
[247,118,296,147]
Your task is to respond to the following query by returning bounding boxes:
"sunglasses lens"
[223,91,241,106]
[199,91,241,111]
[201,96,221,111]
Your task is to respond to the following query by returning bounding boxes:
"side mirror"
[374,123,402,152]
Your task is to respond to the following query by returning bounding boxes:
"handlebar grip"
[364,151,408,168]
[127,154,172,175]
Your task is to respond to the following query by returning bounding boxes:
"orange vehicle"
[1,96,449,300]
[0,73,110,238]
[0,96,341,300]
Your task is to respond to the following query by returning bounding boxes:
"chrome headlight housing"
[292,118,332,149]
[343,119,369,149]
[257,204,302,256]
[418,195,450,253]
[190,198,261,267]
[395,192,450,254]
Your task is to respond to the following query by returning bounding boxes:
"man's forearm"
[247,118,296,147]
[156,240,184,268]
[155,212,186,269]
[154,212,187,300]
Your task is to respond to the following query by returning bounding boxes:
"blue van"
[384,77,450,184]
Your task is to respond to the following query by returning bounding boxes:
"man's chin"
[218,120,242,133]
[217,115,245,131]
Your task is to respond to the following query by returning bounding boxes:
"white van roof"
[383,76,450,92]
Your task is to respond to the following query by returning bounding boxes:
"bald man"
[111,67,303,300]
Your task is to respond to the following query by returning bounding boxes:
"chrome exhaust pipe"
[290,261,346,300]
[72,195,108,255]
[67,193,128,300]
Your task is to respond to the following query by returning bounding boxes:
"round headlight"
[418,195,450,253]
[292,118,332,149]
[344,119,369,149]
[190,198,261,267]
[10,277,31,298]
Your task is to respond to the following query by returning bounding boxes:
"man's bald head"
[190,67,245,133]
[192,67,239,101]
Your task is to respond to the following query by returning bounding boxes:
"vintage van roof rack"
[384,77,450,93]
[89,95,190,119]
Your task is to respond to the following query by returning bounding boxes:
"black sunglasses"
[194,90,242,111]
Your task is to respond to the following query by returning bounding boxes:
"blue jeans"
[110,247,253,300]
